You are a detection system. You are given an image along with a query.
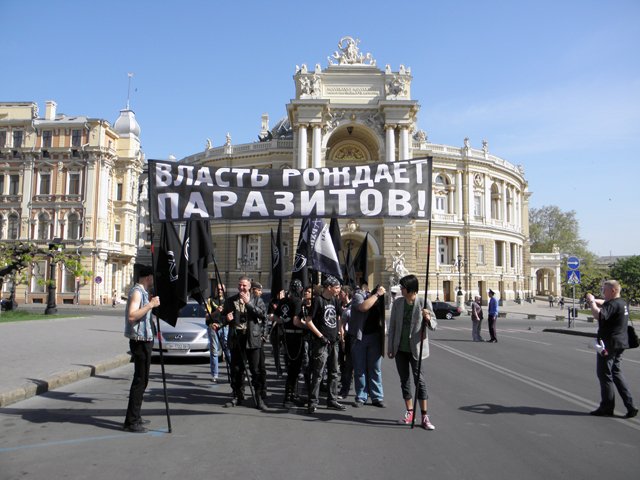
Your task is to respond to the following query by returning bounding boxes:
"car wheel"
[445,312,453,320]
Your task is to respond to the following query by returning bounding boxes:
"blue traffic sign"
[567,270,581,285]
[567,256,580,270]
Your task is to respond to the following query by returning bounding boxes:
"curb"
[0,353,131,408]
[543,328,597,338]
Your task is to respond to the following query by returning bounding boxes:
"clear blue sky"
[2,0,639,257]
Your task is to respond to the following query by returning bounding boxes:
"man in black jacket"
[586,280,637,418]
[222,276,268,410]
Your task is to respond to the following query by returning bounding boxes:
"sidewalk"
[497,300,598,338]
[0,300,597,408]
[0,304,130,407]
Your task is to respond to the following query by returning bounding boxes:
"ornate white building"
[167,37,560,302]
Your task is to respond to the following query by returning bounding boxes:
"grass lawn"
[0,310,83,323]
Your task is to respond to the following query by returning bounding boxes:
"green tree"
[61,254,93,302]
[529,205,588,254]
[529,205,608,298]
[0,242,92,301]
[568,251,608,298]
[610,256,640,303]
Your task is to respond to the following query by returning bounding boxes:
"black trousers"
[394,350,428,401]
[231,342,265,397]
[488,314,497,341]
[125,339,153,426]
[283,333,305,393]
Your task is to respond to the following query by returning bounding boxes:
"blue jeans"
[208,326,220,378]
[351,332,384,403]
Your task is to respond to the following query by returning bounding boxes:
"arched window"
[8,213,19,240]
[37,213,50,240]
[434,175,450,213]
[67,213,80,240]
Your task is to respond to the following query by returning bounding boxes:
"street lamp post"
[499,272,504,306]
[45,238,63,315]
[453,254,464,297]
[435,271,440,301]
[452,255,465,309]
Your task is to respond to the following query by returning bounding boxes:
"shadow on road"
[460,403,588,416]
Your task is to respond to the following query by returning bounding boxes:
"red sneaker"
[399,410,414,425]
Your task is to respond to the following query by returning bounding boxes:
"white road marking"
[432,341,640,432]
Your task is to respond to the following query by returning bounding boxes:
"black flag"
[270,219,284,296]
[329,218,343,259]
[153,222,185,326]
[178,220,213,305]
[309,218,343,280]
[291,218,310,288]
[352,232,369,285]
[343,243,357,289]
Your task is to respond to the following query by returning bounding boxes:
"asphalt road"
[1,316,639,480]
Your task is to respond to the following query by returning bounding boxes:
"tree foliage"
[565,250,608,298]
[529,205,588,255]
[610,256,640,303]
[0,242,93,289]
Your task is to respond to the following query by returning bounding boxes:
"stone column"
[456,170,463,221]
[297,124,308,169]
[311,125,322,168]
[398,126,410,161]
[502,182,507,222]
[484,174,491,222]
[385,125,396,162]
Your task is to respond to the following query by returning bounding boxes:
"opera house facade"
[167,37,559,303]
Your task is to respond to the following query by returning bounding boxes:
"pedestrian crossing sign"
[567,270,581,285]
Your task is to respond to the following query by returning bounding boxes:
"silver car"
[152,302,210,358]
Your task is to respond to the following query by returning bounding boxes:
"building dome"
[114,108,140,138]
[270,117,293,139]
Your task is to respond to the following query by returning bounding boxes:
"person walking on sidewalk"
[586,280,637,418]
[487,289,498,343]
[123,265,160,433]
[470,296,484,342]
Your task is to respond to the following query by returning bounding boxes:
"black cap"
[488,289,495,295]
[322,275,340,288]
[251,281,263,290]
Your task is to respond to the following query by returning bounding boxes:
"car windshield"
[178,303,206,318]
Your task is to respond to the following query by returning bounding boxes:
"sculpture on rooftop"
[328,36,376,66]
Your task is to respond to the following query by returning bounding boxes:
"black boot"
[256,392,268,411]
[283,387,293,408]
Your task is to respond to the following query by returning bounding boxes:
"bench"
[498,312,507,318]
[555,315,565,321]
[587,316,594,323]
[527,314,537,320]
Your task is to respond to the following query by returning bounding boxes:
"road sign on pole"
[567,256,580,270]
[567,270,581,285]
